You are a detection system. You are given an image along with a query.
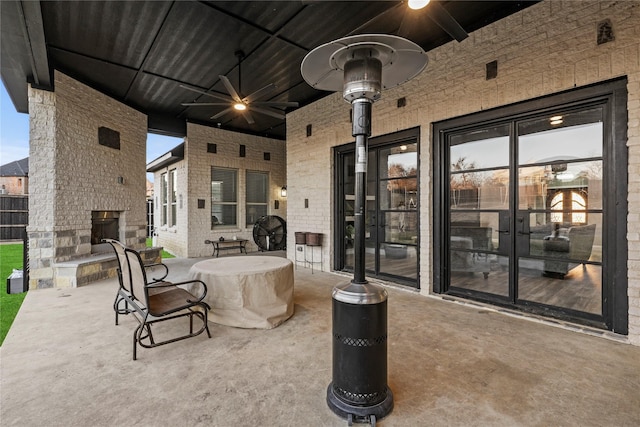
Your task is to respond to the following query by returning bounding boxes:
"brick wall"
[153,122,286,257]
[286,0,640,344]
[28,71,148,289]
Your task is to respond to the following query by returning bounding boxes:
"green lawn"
[0,243,27,346]
[147,238,175,259]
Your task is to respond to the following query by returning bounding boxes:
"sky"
[0,82,182,181]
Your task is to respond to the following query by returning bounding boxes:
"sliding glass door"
[434,80,628,333]
[335,129,419,287]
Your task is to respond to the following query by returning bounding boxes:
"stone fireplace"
[91,210,120,253]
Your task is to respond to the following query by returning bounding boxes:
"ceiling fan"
[180,50,298,124]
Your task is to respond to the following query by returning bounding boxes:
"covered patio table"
[188,256,294,329]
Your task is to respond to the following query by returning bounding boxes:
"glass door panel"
[516,108,604,316]
[448,124,510,297]
[337,137,419,286]
[378,144,418,281]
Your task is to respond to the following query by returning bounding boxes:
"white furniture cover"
[188,256,294,329]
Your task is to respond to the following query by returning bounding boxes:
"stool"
[305,232,322,273]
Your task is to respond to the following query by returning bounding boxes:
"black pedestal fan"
[252,215,286,251]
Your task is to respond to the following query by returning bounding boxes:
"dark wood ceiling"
[1,1,537,140]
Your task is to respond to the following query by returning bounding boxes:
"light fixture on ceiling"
[280,186,287,197]
[400,145,408,151]
[550,115,563,125]
[180,50,298,124]
[408,0,430,10]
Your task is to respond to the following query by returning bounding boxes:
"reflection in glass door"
[516,109,603,315]
[445,107,605,322]
[448,124,511,298]
[336,132,419,287]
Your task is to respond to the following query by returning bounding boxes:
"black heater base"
[327,383,394,425]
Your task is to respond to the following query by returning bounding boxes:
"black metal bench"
[204,239,248,257]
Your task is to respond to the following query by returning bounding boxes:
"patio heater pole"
[352,98,371,285]
[301,35,427,425]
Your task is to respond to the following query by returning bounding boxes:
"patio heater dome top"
[300,34,428,102]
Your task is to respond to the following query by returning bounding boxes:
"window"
[160,170,177,227]
[170,169,177,227]
[211,167,237,227]
[161,172,168,226]
[246,171,268,225]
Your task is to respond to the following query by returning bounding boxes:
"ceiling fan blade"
[181,102,229,106]
[242,83,276,104]
[243,110,255,125]
[211,107,234,120]
[427,2,468,42]
[347,2,404,36]
[251,101,299,108]
[248,105,286,120]
[179,84,233,102]
[219,75,243,103]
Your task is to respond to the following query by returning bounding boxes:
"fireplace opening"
[91,211,120,252]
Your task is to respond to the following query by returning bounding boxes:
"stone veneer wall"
[28,71,148,289]
[153,122,286,258]
[286,1,640,344]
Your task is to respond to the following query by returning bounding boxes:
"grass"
[147,238,175,259]
[0,243,27,346]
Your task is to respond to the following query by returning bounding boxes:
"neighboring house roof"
[146,143,184,172]
[0,157,29,177]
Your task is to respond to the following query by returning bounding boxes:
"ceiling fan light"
[234,103,247,111]
[408,0,430,10]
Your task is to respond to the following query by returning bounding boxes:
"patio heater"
[301,35,427,424]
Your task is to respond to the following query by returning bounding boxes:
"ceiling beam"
[18,0,51,89]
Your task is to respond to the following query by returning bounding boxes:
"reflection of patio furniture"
[450,226,493,250]
[541,224,597,278]
[568,224,596,265]
[384,244,407,259]
[450,236,490,279]
[542,234,570,278]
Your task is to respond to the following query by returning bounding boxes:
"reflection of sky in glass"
[388,152,417,170]
[450,137,509,170]
[519,123,602,165]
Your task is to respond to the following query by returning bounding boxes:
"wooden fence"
[0,195,28,241]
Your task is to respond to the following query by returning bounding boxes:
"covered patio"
[2,255,639,426]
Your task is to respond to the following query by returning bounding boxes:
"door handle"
[516,216,530,235]
[498,229,509,234]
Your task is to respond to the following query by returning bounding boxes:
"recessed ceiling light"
[234,103,247,111]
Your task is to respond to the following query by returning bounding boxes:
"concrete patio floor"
[1,255,639,426]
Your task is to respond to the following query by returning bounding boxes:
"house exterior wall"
[28,71,147,289]
[0,177,28,195]
[153,122,286,257]
[286,0,640,344]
